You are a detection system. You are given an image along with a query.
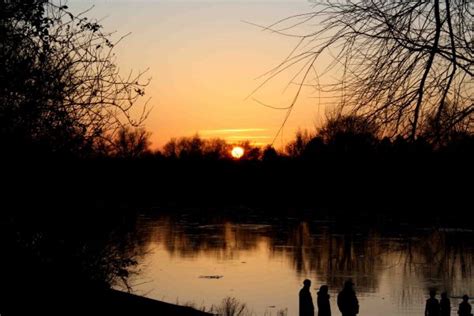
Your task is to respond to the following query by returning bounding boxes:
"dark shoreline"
[0,288,212,316]
[3,152,473,218]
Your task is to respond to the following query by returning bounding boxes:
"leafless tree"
[251,0,473,142]
[318,114,378,144]
[0,0,150,154]
[108,127,152,159]
[285,129,313,157]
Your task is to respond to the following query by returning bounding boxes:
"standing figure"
[425,290,440,316]
[317,285,331,316]
[440,292,451,316]
[299,279,315,316]
[458,295,472,316]
[337,280,359,316]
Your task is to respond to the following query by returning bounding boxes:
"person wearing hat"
[299,279,315,316]
[458,295,472,316]
[337,279,359,316]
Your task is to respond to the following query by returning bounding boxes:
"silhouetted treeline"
[283,115,474,158]
[2,115,473,216]
[2,111,473,220]
[101,115,473,160]
[3,151,472,222]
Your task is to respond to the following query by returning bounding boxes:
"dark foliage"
[0,0,149,158]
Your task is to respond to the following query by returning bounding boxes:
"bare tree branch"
[252,0,473,141]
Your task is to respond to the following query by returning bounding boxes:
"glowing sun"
[231,146,244,159]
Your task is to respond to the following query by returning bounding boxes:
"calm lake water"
[125,210,474,315]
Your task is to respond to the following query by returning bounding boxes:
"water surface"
[127,211,474,315]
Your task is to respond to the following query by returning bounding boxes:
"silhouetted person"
[425,290,440,316]
[440,292,451,316]
[299,279,315,316]
[337,280,359,316]
[458,295,472,316]
[317,285,331,316]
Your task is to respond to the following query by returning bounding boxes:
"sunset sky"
[69,0,331,149]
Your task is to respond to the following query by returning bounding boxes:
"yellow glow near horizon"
[200,128,268,134]
[231,146,245,159]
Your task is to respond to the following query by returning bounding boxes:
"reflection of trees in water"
[276,224,474,301]
[269,222,384,292]
[143,214,474,299]
[395,229,474,306]
[143,216,266,260]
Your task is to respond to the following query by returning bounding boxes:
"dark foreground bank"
[0,206,212,316]
[0,288,212,316]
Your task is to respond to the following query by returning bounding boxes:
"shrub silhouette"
[0,1,149,157]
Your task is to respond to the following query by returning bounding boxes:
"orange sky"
[69,1,332,150]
